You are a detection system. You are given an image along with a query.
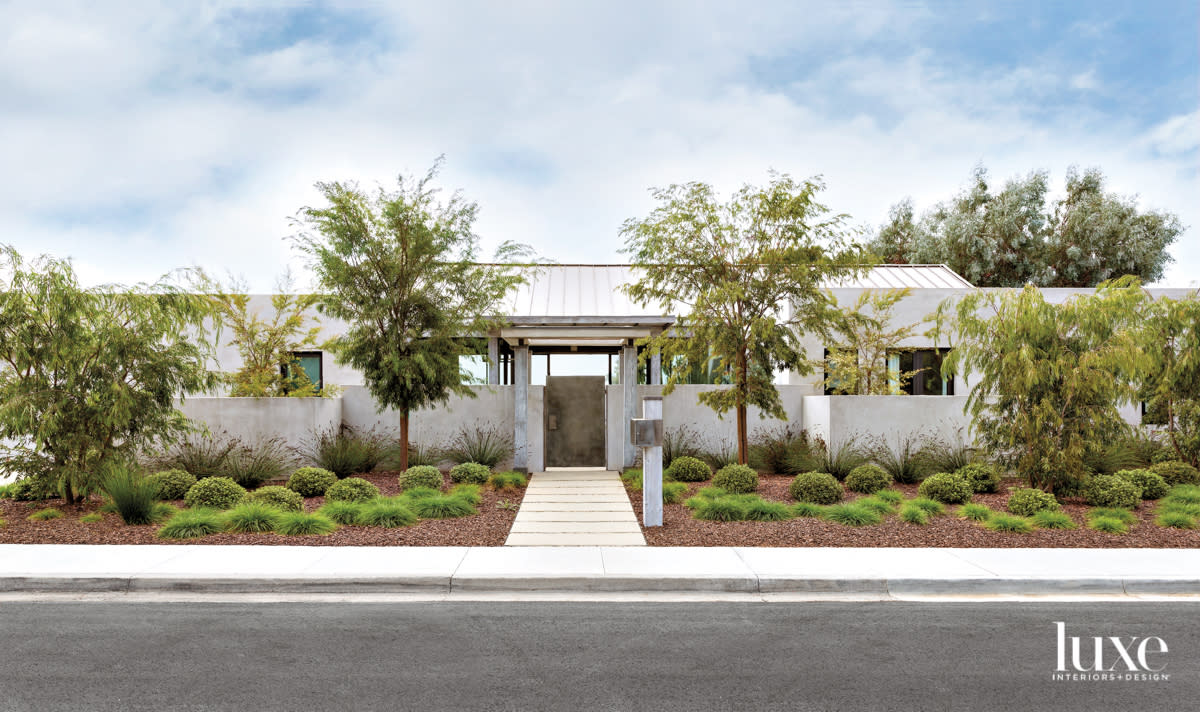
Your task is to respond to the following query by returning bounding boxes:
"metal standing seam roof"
[505,264,973,319]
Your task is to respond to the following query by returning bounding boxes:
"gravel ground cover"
[0,471,524,546]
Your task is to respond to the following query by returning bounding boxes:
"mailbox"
[630,418,663,448]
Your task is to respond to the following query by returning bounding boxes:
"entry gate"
[544,376,606,468]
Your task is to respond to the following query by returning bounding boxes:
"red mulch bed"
[627,475,1200,548]
[0,472,524,547]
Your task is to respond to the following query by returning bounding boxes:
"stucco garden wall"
[340,385,514,451]
[176,396,343,448]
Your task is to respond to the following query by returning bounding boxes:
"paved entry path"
[505,468,646,546]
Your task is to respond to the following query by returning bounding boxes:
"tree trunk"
[400,410,410,472]
[736,346,749,465]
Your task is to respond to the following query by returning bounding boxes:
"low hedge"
[324,477,381,503]
[955,463,1002,494]
[286,467,338,497]
[147,469,196,501]
[712,464,758,494]
[1115,469,1169,500]
[1084,474,1141,509]
[788,471,842,505]
[246,485,304,512]
[667,456,711,483]
[183,477,246,510]
[449,462,490,485]
[399,465,444,491]
[1006,488,1060,516]
[917,472,973,504]
[844,464,892,494]
[1149,460,1200,487]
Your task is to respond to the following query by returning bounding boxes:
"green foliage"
[489,471,527,490]
[156,508,223,539]
[1086,507,1137,526]
[868,433,928,485]
[291,161,532,471]
[692,497,747,522]
[856,497,897,515]
[299,426,391,479]
[404,442,443,468]
[443,425,513,468]
[959,503,993,522]
[810,438,870,480]
[1031,510,1076,530]
[917,472,973,504]
[400,486,440,500]
[1114,469,1169,500]
[399,465,444,491]
[1135,293,1200,467]
[411,494,476,519]
[622,469,644,490]
[984,514,1034,534]
[824,289,923,394]
[899,503,929,525]
[287,467,338,497]
[1164,484,1200,506]
[223,502,284,533]
[1149,461,1200,487]
[822,503,883,527]
[700,443,739,471]
[246,485,304,512]
[662,481,688,504]
[908,497,946,516]
[184,477,247,510]
[937,281,1145,492]
[712,464,758,494]
[225,436,293,489]
[790,501,824,517]
[1084,474,1142,509]
[749,426,819,475]
[665,456,710,483]
[788,471,843,504]
[449,483,483,507]
[620,173,869,463]
[742,498,793,521]
[0,246,220,503]
[1088,516,1129,535]
[146,469,196,501]
[1006,488,1061,517]
[955,463,1002,494]
[844,464,892,494]
[916,430,977,476]
[155,433,238,480]
[449,462,491,485]
[316,500,366,525]
[662,425,706,468]
[872,166,1181,287]
[27,508,63,521]
[100,463,160,525]
[1156,511,1196,529]
[79,512,104,523]
[874,489,905,505]
[357,498,418,527]
[1084,441,1144,476]
[276,512,338,536]
[324,477,380,503]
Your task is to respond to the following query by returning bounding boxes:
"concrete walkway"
[505,469,645,546]
[3,545,1200,597]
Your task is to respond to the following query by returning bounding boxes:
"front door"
[544,376,606,467]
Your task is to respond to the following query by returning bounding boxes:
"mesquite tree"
[621,174,868,465]
[291,161,530,471]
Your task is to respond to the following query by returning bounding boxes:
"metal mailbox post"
[630,396,664,527]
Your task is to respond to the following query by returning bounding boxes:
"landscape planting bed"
[0,472,524,547]
[626,475,1200,548]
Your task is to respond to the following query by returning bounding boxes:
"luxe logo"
[1053,622,1169,682]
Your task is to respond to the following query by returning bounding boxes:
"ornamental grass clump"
[959,503,993,522]
[1088,516,1129,535]
[183,477,246,510]
[27,508,62,521]
[822,503,883,527]
[411,494,476,519]
[749,426,819,475]
[692,497,747,522]
[225,436,292,489]
[356,498,418,528]
[100,464,161,525]
[874,489,904,505]
[621,469,643,490]
[712,464,758,494]
[449,462,490,485]
[1006,488,1061,517]
[1164,484,1200,506]
[788,471,842,505]
[666,456,711,483]
[324,477,380,503]
[489,471,527,490]
[1031,510,1076,530]
[287,467,338,497]
[844,464,892,494]
[1086,507,1137,526]
[1114,469,1169,500]
[1084,475,1141,509]
[276,512,338,536]
[662,481,688,504]
[443,425,513,468]
[790,501,824,518]
[156,508,223,539]
[299,425,390,479]
[955,462,1003,494]
[1149,460,1200,487]
[223,502,283,533]
[742,498,793,521]
[450,483,483,506]
[984,513,1033,533]
[317,500,367,525]
[917,472,973,504]
[810,439,870,481]
[907,497,945,516]
[399,466,443,491]
[899,503,929,525]
[1156,511,1196,529]
[856,497,896,516]
[400,486,440,501]
[246,485,304,512]
[79,512,104,523]
[146,469,196,501]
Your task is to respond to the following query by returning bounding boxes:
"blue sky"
[2,0,1196,289]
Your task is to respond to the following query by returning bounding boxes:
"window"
[283,351,323,393]
[823,348,857,395]
[890,348,953,396]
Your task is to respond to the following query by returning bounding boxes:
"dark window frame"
[283,350,324,393]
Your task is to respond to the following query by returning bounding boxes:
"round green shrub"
[287,467,337,497]
[246,485,304,512]
[324,477,380,503]
[399,465,444,491]
[917,472,973,504]
[1149,460,1200,487]
[844,464,892,494]
[183,477,247,510]
[1006,488,1061,516]
[147,469,196,500]
[712,464,758,494]
[1115,468,1169,500]
[955,463,1002,494]
[449,462,490,485]
[788,471,843,505]
[1084,474,1142,509]
[666,456,711,483]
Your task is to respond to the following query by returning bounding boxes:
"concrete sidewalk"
[2,544,1200,597]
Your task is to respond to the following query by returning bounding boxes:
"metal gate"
[544,376,606,468]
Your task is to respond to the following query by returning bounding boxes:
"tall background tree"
[291,161,531,471]
[871,166,1182,287]
[1137,290,1200,467]
[0,246,219,503]
[823,288,922,395]
[621,173,869,465]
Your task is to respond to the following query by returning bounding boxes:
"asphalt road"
[0,600,1195,711]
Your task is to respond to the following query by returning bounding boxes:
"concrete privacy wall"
[802,395,972,446]
[633,385,808,451]
[605,384,624,471]
[176,396,343,447]
[341,385,514,451]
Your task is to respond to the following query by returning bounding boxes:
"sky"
[2,0,1197,290]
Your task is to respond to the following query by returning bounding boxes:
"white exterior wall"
[605,384,624,471]
[805,395,972,446]
[176,396,343,448]
[341,385,513,450]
